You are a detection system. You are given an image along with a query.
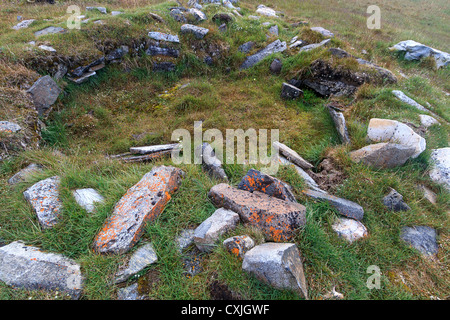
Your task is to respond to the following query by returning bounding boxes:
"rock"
[68,71,96,84]
[367,118,426,159]
[390,40,450,68]
[105,46,129,62]
[180,24,209,39]
[248,15,260,20]
[0,241,83,299]
[0,121,21,133]
[223,235,255,259]
[298,39,331,53]
[114,243,158,283]
[238,41,254,54]
[189,8,207,21]
[429,148,450,191]
[117,283,146,300]
[38,45,56,52]
[12,19,35,30]
[170,9,187,23]
[302,189,364,220]
[237,168,297,202]
[93,166,185,254]
[332,217,368,243]
[212,13,233,24]
[130,143,180,155]
[111,11,123,16]
[392,90,429,112]
[208,183,306,242]
[86,6,107,14]
[327,105,350,144]
[175,229,195,252]
[280,82,303,100]
[193,208,240,252]
[8,163,43,185]
[240,40,287,70]
[401,226,438,256]
[153,62,176,72]
[34,26,65,37]
[350,142,416,169]
[290,40,306,49]
[268,25,279,36]
[278,155,326,193]
[418,184,437,205]
[322,287,344,300]
[383,188,411,212]
[242,243,308,299]
[310,27,334,38]
[148,12,165,23]
[73,188,105,213]
[148,32,180,43]
[195,142,228,181]
[26,75,61,117]
[146,45,180,58]
[419,114,439,128]
[53,63,68,80]
[23,176,62,229]
[256,5,278,18]
[273,141,314,170]
[218,23,227,32]
[270,58,282,74]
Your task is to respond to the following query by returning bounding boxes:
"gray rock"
[273,141,314,170]
[193,208,240,252]
[195,142,228,181]
[392,90,429,112]
[170,9,187,23]
[289,40,306,49]
[281,82,303,100]
[189,8,207,21]
[12,19,35,30]
[105,46,129,62]
[242,243,308,299]
[223,235,255,259]
[240,39,287,69]
[114,243,158,283]
[268,25,279,36]
[26,75,61,117]
[68,71,96,84]
[175,229,195,252]
[238,41,254,54]
[73,188,104,213]
[146,45,180,58]
[34,26,65,37]
[270,58,282,74]
[332,217,368,243]
[350,142,417,169]
[429,148,450,191]
[327,105,350,144]
[86,6,107,14]
[38,45,56,52]
[53,64,68,80]
[130,143,180,155]
[419,114,439,128]
[0,121,21,133]
[111,11,123,16]
[117,283,146,300]
[390,40,450,68]
[23,176,62,229]
[401,226,438,256]
[180,24,209,39]
[148,32,180,43]
[298,39,331,52]
[153,62,176,72]
[383,188,411,212]
[278,155,326,193]
[0,241,83,299]
[8,163,43,185]
[310,27,334,38]
[302,189,364,220]
[256,5,278,18]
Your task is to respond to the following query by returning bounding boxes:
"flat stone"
[223,235,255,259]
[195,142,228,181]
[327,105,350,144]
[93,166,185,254]
[12,19,35,30]
[278,155,326,193]
[208,183,306,242]
[148,32,180,43]
[350,142,417,169]
[86,6,107,14]
[281,82,303,100]
[38,45,56,52]
[117,283,145,300]
[146,45,180,58]
[290,40,306,49]
[302,189,364,220]
[34,26,65,37]
[193,208,240,252]
[130,143,180,155]
[73,188,104,213]
[429,148,450,191]
[68,71,96,84]
[298,39,331,52]
[367,118,426,158]
[383,188,410,212]
[273,141,314,170]
[237,168,297,202]
[26,75,61,117]
[401,226,438,256]
[175,229,195,252]
[392,90,429,112]
[419,114,439,128]
[114,243,158,283]
[240,39,287,70]
[242,243,308,299]
[310,27,334,38]
[23,176,62,229]
[180,24,209,39]
[332,217,368,243]
[0,241,83,299]
[8,163,43,185]
[0,121,21,133]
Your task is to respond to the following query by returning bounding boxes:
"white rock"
[332,217,368,243]
[256,5,278,17]
[392,90,428,112]
[419,114,439,128]
[130,143,180,155]
[38,45,56,52]
[73,188,104,213]
[12,19,35,30]
[429,148,450,191]
[148,32,180,43]
[310,27,334,38]
[391,40,450,68]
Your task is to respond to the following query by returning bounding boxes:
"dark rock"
[238,41,254,54]
[153,62,176,72]
[145,45,180,58]
[281,82,303,99]
[240,40,287,70]
[212,13,233,24]
[383,188,411,211]
[26,75,61,117]
[270,58,282,74]
[401,226,438,256]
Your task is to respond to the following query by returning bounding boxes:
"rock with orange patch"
[93,166,185,254]
[208,183,306,242]
[237,168,297,202]
[223,235,255,259]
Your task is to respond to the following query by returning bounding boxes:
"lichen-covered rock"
[242,243,308,299]
[180,24,209,39]
[0,241,83,299]
[401,226,439,256]
[93,166,185,254]
[23,176,62,229]
[208,183,306,242]
[332,217,368,243]
[429,148,450,191]
[240,39,287,70]
[390,40,450,68]
[223,235,255,259]
[383,188,411,212]
[26,75,61,117]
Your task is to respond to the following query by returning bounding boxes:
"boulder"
[383,188,411,212]
[367,118,426,158]
[280,82,303,100]
[8,163,43,185]
[93,166,185,254]
[390,40,450,68]
[34,26,65,37]
[350,142,416,169]
[240,39,287,70]
[26,75,61,117]
[195,142,228,181]
[242,243,308,299]
[208,183,306,242]
[223,235,255,259]
[332,217,368,243]
[327,105,350,144]
[302,189,364,220]
[429,148,450,191]
[23,176,62,229]
[237,168,297,202]
[0,241,83,299]
[73,188,105,213]
[180,24,209,39]
[193,208,240,252]
[401,226,439,256]
[114,243,158,283]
